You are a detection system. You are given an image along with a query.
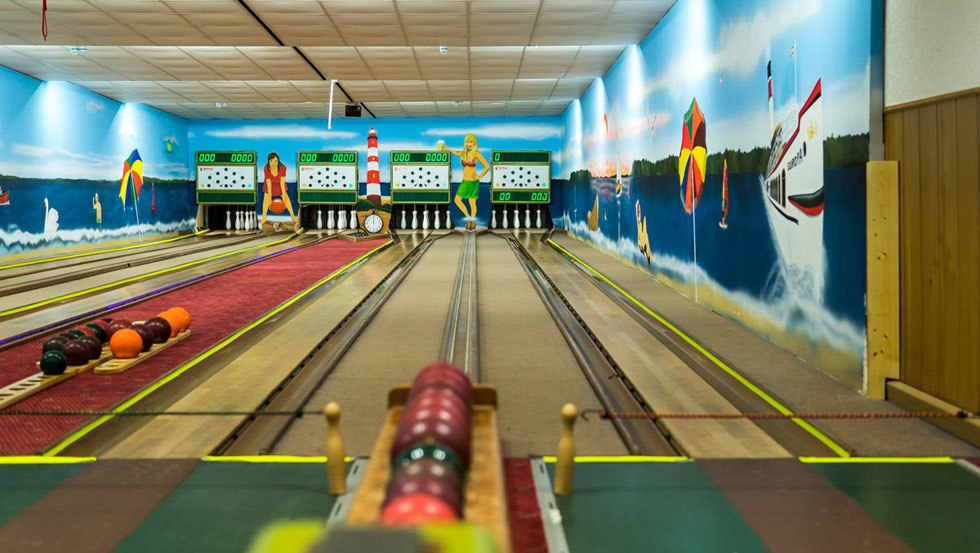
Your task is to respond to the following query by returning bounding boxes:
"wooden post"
[554,403,577,496]
[324,402,347,495]
[867,161,901,399]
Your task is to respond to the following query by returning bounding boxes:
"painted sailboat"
[719,159,729,229]
[0,183,8,206]
[763,58,825,296]
[587,194,599,231]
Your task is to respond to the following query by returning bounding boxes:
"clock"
[364,213,384,234]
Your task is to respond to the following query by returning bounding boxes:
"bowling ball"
[166,307,191,333]
[409,363,472,406]
[66,329,86,340]
[131,324,155,352]
[144,317,172,344]
[384,473,463,517]
[392,442,465,479]
[77,334,103,360]
[379,493,458,526]
[42,336,70,354]
[84,323,107,343]
[89,319,110,332]
[109,328,143,359]
[62,340,91,366]
[106,319,133,340]
[388,458,463,500]
[156,311,181,338]
[74,325,97,339]
[39,350,68,376]
[270,198,286,214]
[390,415,471,469]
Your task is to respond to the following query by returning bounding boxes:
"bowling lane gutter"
[0,231,319,350]
[215,233,451,456]
[542,234,850,458]
[500,233,679,457]
[0,233,261,298]
[440,230,481,381]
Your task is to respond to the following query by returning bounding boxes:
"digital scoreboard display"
[297,151,358,205]
[491,150,551,204]
[390,150,451,204]
[196,150,257,205]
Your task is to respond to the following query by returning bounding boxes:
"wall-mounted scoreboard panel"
[390,151,451,204]
[196,151,257,205]
[491,151,551,204]
[297,151,358,205]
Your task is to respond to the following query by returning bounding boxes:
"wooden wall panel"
[884,90,980,413]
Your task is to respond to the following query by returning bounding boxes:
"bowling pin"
[502,207,508,229]
[317,209,323,229]
[338,208,347,229]
[324,402,347,495]
[434,207,441,229]
[400,207,407,229]
[422,207,429,230]
[554,403,578,496]
[444,209,450,229]
[225,208,231,230]
[327,207,335,229]
[491,208,497,229]
[349,207,357,230]
[525,204,531,228]
[514,206,521,229]
[536,207,542,228]
[411,205,418,229]
[236,209,242,230]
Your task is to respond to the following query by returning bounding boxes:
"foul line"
[43,240,392,456]
[0,231,298,318]
[547,238,851,458]
[0,229,209,271]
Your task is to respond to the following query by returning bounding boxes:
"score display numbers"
[491,151,551,204]
[390,150,451,204]
[195,151,257,205]
[297,151,358,205]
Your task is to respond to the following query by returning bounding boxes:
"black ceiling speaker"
[345,104,362,117]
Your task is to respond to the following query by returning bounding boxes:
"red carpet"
[505,457,548,553]
[0,238,386,454]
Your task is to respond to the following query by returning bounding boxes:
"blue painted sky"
[563,0,874,176]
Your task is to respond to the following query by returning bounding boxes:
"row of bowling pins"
[397,205,451,230]
[226,208,257,230]
[491,205,543,229]
[313,206,358,230]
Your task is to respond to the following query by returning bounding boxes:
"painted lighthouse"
[356,127,392,234]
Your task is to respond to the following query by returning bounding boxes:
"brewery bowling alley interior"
[0,1,979,552]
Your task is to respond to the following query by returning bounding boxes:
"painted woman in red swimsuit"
[440,133,488,230]
[260,152,298,227]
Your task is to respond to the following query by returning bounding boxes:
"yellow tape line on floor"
[547,239,851,459]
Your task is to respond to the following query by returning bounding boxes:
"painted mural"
[0,66,195,259]
[560,0,878,389]
[188,118,561,230]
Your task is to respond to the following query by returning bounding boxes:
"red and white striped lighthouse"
[366,127,381,207]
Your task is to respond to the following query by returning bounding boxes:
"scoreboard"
[195,151,257,205]
[390,150,451,204]
[490,151,551,204]
[297,151,358,204]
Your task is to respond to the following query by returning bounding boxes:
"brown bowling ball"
[105,319,133,340]
[77,334,102,360]
[143,317,172,344]
[131,324,154,352]
[61,339,91,366]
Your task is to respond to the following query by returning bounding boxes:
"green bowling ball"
[392,442,465,479]
[66,329,86,340]
[39,350,68,376]
[85,323,107,343]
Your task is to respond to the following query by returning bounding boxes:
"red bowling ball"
[408,362,473,405]
[384,473,463,517]
[379,493,458,526]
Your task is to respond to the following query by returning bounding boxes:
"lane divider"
[0,231,300,318]
[547,239,851,459]
[541,455,689,463]
[0,455,96,464]
[43,240,392,456]
[0,229,210,271]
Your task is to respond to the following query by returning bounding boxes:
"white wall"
[886,0,980,106]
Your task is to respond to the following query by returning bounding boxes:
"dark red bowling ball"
[384,473,463,516]
[379,493,458,526]
[42,336,69,354]
[131,324,154,352]
[61,340,91,366]
[89,319,109,332]
[84,323,107,343]
[408,363,472,405]
[39,350,68,376]
[405,386,470,418]
[105,319,133,340]
[143,317,172,344]
[390,415,471,468]
[388,458,462,498]
[77,335,102,360]
[74,325,97,339]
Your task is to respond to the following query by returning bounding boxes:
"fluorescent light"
[68,45,87,55]
[439,46,448,55]
[214,102,227,108]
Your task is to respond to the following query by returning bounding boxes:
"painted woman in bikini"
[440,133,488,230]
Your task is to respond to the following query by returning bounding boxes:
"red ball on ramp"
[270,199,286,214]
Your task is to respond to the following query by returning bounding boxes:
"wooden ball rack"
[344,383,511,553]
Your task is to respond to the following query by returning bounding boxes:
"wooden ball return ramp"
[344,383,510,553]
